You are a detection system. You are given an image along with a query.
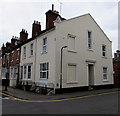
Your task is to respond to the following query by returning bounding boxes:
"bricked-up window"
[23,46,26,58]
[40,63,49,79]
[30,43,34,56]
[42,38,47,53]
[102,45,106,57]
[88,31,92,49]
[68,34,76,51]
[103,67,108,81]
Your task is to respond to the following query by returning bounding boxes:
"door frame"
[86,60,96,86]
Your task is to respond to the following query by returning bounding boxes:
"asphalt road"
[2,92,119,114]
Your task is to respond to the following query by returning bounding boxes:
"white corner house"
[20,13,114,94]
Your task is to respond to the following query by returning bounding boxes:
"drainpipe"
[34,38,37,85]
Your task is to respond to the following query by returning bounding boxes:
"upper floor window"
[42,38,47,53]
[16,50,20,60]
[30,43,33,56]
[11,52,14,62]
[88,31,92,49]
[23,46,26,58]
[68,34,76,52]
[102,45,106,57]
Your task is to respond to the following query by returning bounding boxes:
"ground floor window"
[40,63,49,79]
[23,64,32,80]
[10,66,18,79]
[103,67,108,81]
[2,68,7,79]
[20,66,23,79]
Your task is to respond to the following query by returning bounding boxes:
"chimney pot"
[52,4,54,11]
[32,20,41,38]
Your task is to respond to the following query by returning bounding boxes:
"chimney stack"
[20,29,28,41]
[46,4,60,29]
[11,36,18,46]
[32,20,41,38]
[1,44,5,54]
[6,42,11,48]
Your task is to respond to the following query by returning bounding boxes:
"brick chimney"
[46,4,60,29]
[20,29,28,41]
[6,42,11,48]
[32,20,41,38]
[11,36,18,46]
[1,44,5,54]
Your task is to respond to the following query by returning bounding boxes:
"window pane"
[43,38,47,45]
[103,68,107,73]
[88,31,91,38]
[40,63,49,79]
[24,66,26,79]
[21,66,23,79]
[88,31,92,49]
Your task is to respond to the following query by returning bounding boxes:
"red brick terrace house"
[113,50,120,87]
[1,29,28,87]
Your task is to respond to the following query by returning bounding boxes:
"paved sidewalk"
[1,87,119,101]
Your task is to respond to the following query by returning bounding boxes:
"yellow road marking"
[0,91,119,103]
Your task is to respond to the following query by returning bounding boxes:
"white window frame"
[102,45,106,57]
[11,51,14,62]
[2,68,7,79]
[11,67,13,78]
[87,30,92,50]
[14,67,18,78]
[20,66,23,79]
[30,43,34,56]
[40,63,49,79]
[16,50,19,60]
[103,67,108,81]
[23,46,26,59]
[42,37,47,53]
[24,65,27,79]
[23,64,32,80]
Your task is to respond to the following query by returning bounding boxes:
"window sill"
[22,79,32,81]
[10,78,17,80]
[66,81,78,84]
[103,80,108,82]
[29,55,34,58]
[41,51,48,55]
[40,78,48,80]
[22,57,26,60]
[102,56,107,59]
[88,49,93,51]
[68,50,77,53]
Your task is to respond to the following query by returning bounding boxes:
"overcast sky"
[0,0,119,56]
